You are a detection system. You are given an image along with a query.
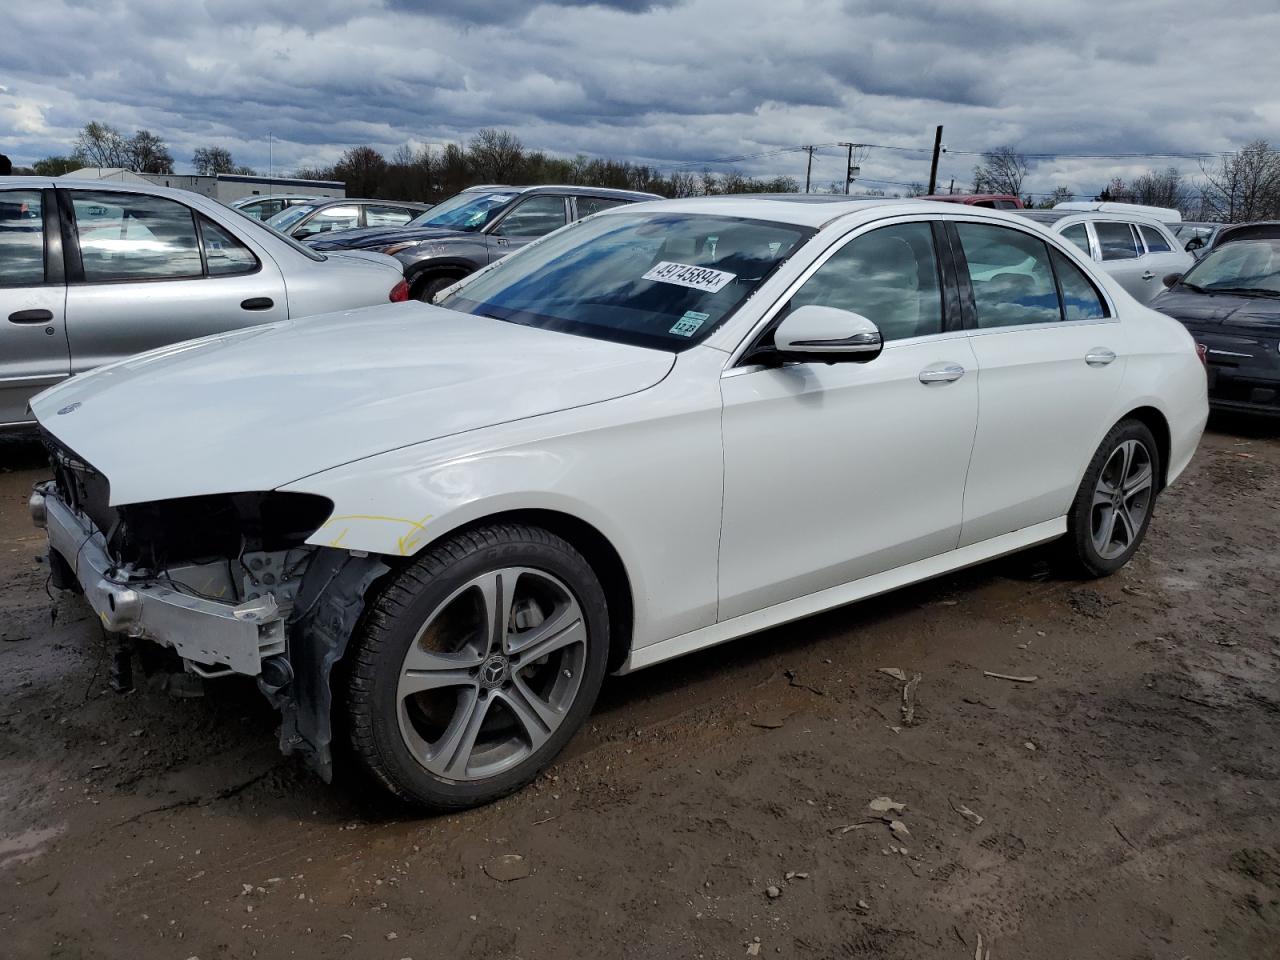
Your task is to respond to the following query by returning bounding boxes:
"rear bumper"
[35,482,285,676]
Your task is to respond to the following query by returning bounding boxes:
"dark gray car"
[309,185,661,300]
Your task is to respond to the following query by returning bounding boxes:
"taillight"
[389,279,410,303]
[1195,343,1208,365]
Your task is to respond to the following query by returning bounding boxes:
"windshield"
[440,212,814,351]
[414,191,519,231]
[1181,238,1280,295]
[266,204,316,231]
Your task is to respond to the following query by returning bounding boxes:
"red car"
[917,193,1025,210]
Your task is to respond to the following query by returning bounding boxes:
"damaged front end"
[32,438,390,780]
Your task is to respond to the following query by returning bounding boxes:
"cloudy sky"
[2,0,1278,197]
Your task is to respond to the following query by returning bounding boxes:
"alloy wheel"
[395,567,587,781]
[1090,438,1154,561]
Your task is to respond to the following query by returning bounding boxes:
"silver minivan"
[1,178,406,429]
[1013,209,1193,303]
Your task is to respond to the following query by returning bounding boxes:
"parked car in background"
[1012,209,1193,303]
[309,185,662,301]
[230,194,325,221]
[28,197,1206,810]
[266,198,432,241]
[1,178,406,429]
[1208,221,1280,249]
[916,193,1024,209]
[1171,221,1223,257]
[1152,234,1280,416]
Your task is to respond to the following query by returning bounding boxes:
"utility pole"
[267,132,274,193]
[948,177,954,195]
[927,125,943,195]
[804,145,814,193]
[837,142,863,195]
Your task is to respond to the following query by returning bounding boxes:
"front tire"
[414,273,462,303]
[345,524,610,810]
[1062,418,1160,578]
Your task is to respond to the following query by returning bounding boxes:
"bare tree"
[1200,140,1280,222]
[333,146,388,197]
[192,146,237,176]
[972,146,1029,196]
[1128,167,1184,209]
[467,128,525,183]
[127,130,173,174]
[73,121,130,168]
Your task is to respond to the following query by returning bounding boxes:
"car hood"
[1152,288,1280,331]
[309,225,470,251]
[31,306,675,506]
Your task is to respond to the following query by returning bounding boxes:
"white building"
[61,168,345,203]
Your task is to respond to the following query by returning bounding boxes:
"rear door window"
[1050,248,1108,321]
[199,216,259,276]
[1060,223,1092,256]
[1138,224,1172,253]
[0,189,47,285]
[365,204,415,227]
[576,196,630,218]
[296,205,360,237]
[954,222,1061,327]
[71,190,202,282]
[1095,221,1139,261]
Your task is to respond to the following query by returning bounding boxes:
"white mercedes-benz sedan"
[28,197,1207,810]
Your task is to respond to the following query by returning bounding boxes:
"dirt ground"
[1,418,1278,960]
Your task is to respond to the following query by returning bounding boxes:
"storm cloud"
[1,0,1277,197]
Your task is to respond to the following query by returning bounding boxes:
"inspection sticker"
[642,261,736,293]
[669,310,710,337]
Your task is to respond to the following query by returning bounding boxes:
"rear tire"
[1061,418,1160,578]
[345,524,610,810]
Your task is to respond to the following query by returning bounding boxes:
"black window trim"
[59,188,262,285]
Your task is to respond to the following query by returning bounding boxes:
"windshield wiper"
[1204,286,1280,298]
[1179,280,1207,293]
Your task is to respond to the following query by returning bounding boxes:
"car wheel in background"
[414,274,463,303]
[1062,418,1161,578]
[345,524,610,810]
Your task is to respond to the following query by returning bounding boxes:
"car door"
[951,220,1125,546]
[62,188,288,374]
[486,196,570,262]
[1136,222,1193,285]
[0,185,70,426]
[718,219,979,620]
[1092,220,1148,300]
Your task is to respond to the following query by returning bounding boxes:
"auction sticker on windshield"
[643,261,736,293]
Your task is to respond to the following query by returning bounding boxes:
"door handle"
[1141,271,1155,281]
[918,362,966,384]
[8,309,54,324]
[1085,348,1117,367]
[240,297,274,311]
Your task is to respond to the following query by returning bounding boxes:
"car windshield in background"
[416,191,519,231]
[1181,239,1280,296]
[223,203,326,262]
[441,212,813,351]
[267,204,317,231]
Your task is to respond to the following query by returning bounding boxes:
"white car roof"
[607,195,1033,230]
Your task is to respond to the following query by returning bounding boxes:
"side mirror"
[1162,272,1183,288]
[773,305,883,363]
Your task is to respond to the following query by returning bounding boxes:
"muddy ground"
[1,419,1278,960]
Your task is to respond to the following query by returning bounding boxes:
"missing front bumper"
[38,482,285,676]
